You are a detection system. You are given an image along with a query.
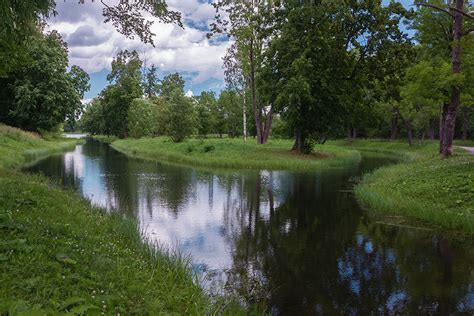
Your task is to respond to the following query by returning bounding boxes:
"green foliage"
[127,98,157,138]
[111,137,361,171]
[0,0,55,76]
[163,90,196,142]
[400,59,450,129]
[102,50,143,137]
[0,31,88,133]
[80,99,106,136]
[142,64,159,98]
[158,72,185,97]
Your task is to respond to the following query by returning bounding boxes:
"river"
[24,138,474,315]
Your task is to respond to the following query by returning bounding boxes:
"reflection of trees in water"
[218,169,474,315]
[217,170,362,313]
[27,144,474,315]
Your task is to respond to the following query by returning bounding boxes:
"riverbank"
[351,140,474,234]
[0,126,246,314]
[108,137,361,170]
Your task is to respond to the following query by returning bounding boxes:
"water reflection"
[25,140,474,315]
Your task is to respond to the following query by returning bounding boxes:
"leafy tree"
[127,98,157,138]
[0,31,87,132]
[143,64,159,98]
[400,60,451,144]
[81,99,106,135]
[102,50,143,137]
[164,89,196,142]
[219,90,243,138]
[158,73,185,98]
[414,0,474,156]
[196,91,217,137]
[0,0,55,76]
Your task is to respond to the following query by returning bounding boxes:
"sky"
[47,0,413,102]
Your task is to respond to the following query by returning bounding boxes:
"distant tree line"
[1,0,474,156]
[79,50,246,142]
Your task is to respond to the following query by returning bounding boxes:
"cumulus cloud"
[47,0,229,85]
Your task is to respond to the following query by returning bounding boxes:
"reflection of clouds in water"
[458,284,474,312]
[63,145,114,209]
[25,142,474,315]
[135,170,287,273]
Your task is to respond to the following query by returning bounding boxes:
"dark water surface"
[25,139,474,315]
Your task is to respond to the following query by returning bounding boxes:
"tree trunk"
[242,90,247,141]
[430,128,435,141]
[249,37,263,145]
[262,106,273,144]
[441,0,463,157]
[440,103,448,154]
[406,121,413,146]
[292,128,304,153]
[462,106,469,141]
[421,130,426,141]
[352,128,357,141]
[391,111,398,140]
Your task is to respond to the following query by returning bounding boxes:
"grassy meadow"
[110,137,362,171]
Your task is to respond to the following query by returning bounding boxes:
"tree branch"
[448,6,474,20]
[462,26,474,36]
[415,3,453,17]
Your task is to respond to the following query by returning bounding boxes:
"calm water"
[25,139,474,315]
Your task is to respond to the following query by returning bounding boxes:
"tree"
[261,1,409,153]
[127,98,157,138]
[211,0,275,144]
[400,60,451,145]
[81,99,106,135]
[158,73,185,98]
[142,64,159,98]
[415,0,474,156]
[67,65,91,129]
[196,91,217,137]
[1,31,88,133]
[164,89,196,142]
[101,50,143,138]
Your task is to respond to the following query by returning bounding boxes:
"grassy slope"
[0,126,244,315]
[110,137,361,171]
[348,139,474,234]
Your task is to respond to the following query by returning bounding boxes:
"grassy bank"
[352,139,474,234]
[110,137,361,170]
[91,135,119,144]
[0,126,245,314]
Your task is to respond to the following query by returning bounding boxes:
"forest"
[1,1,473,156]
[1,0,474,315]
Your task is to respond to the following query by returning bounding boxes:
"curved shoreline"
[0,127,245,314]
[352,141,474,234]
[102,136,362,171]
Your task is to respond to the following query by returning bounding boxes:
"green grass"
[351,139,474,234]
[110,137,361,171]
[91,135,119,144]
[0,124,79,169]
[0,125,253,315]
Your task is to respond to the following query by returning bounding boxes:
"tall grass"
[0,124,78,169]
[110,137,361,171]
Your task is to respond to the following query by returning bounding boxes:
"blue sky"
[48,0,414,102]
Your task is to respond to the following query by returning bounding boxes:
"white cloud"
[47,0,229,84]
